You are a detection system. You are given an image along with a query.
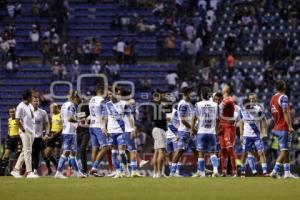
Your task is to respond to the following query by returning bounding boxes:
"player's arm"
[15,106,25,132]
[191,115,197,136]
[43,113,50,136]
[260,118,268,138]
[129,114,137,138]
[68,106,78,123]
[283,107,293,133]
[239,120,244,141]
[179,104,191,129]
[281,95,294,133]
[100,102,108,135]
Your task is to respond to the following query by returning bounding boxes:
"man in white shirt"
[239,98,268,177]
[166,72,178,90]
[169,87,193,177]
[11,90,39,178]
[103,87,131,178]
[88,85,109,177]
[116,39,125,63]
[191,87,219,177]
[54,91,86,179]
[31,97,51,175]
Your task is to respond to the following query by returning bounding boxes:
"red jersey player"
[269,80,296,178]
[218,84,237,176]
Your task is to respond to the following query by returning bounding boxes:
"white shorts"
[152,127,166,150]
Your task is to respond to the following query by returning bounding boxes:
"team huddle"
[0,80,297,179]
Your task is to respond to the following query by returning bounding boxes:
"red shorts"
[218,124,236,149]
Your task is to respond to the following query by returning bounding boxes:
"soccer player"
[122,90,143,177]
[239,98,268,177]
[31,97,51,175]
[166,107,179,176]
[269,80,296,178]
[218,84,237,177]
[11,90,39,178]
[0,108,22,176]
[192,87,219,177]
[88,85,109,177]
[245,93,268,175]
[54,91,86,179]
[104,87,129,178]
[169,87,193,177]
[44,103,62,173]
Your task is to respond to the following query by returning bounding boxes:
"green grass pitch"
[0,177,300,200]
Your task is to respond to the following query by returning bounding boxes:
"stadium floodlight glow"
[77,74,108,98]
[50,81,73,99]
[112,80,135,99]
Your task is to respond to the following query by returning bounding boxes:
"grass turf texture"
[0,177,300,200]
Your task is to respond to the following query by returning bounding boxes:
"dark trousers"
[77,130,90,173]
[32,137,46,171]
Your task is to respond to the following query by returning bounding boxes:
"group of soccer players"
[153,80,296,179]
[0,79,297,179]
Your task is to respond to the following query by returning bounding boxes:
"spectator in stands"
[82,38,92,64]
[164,12,175,30]
[185,23,196,41]
[225,33,237,55]
[124,40,136,64]
[5,58,14,77]
[128,13,138,33]
[6,2,15,19]
[29,24,40,49]
[91,60,101,74]
[226,54,235,78]
[41,1,50,17]
[14,1,22,17]
[31,0,41,17]
[255,38,264,58]
[137,18,156,35]
[61,63,68,80]
[41,36,50,64]
[109,61,120,82]
[121,13,131,29]
[92,37,101,61]
[51,60,63,81]
[139,76,152,92]
[186,38,197,65]
[7,35,16,59]
[264,61,274,85]
[206,8,216,32]
[152,1,164,16]
[165,32,176,60]
[111,15,122,30]
[50,30,60,56]
[116,38,125,64]
[166,70,178,90]
[71,60,81,83]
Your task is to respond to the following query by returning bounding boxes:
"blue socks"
[112,150,120,171]
[272,162,282,174]
[247,155,257,174]
[197,158,205,173]
[92,160,100,170]
[69,156,79,172]
[210,155,219,173]
[171,163,177,174]
[57,155,67,172]
[130,160,138,171]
